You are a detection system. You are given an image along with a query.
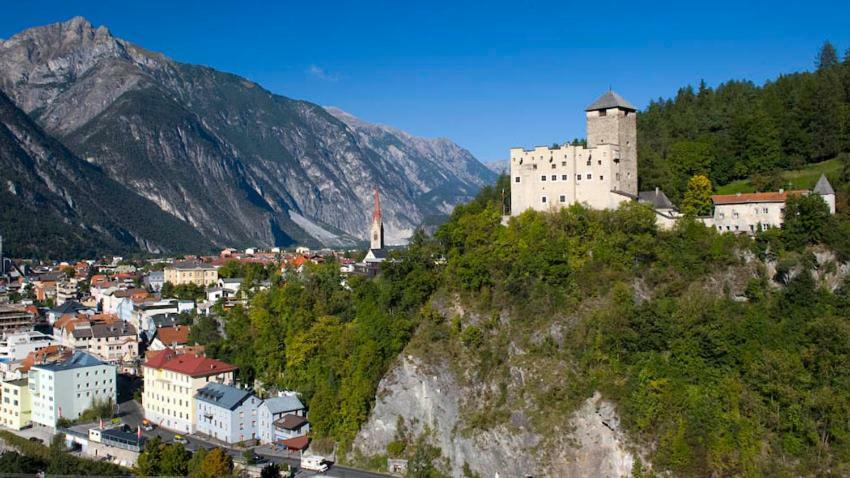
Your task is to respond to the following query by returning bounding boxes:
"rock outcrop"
[356,355,637,478]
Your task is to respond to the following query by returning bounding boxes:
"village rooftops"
[585,90,636,112]
[168,261,216,271]
[274,414,307,430]
[638,189,676,210]
[711,190,807,205]
[195,382,253,410]
[156,325,190,345]
[262,394,305,415]
[48,301,89,316]
[33,350,105,372]
[144,348,237,377]
[70,321,136,340]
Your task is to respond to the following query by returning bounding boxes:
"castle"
[508,91,835,234]
[510,91,638,213]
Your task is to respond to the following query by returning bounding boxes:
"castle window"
[600,176,604,180]
[598,160,602,165]
[541,196,547,204]
[562,174,568,181]
[533,164,537,170]
[540,175,546,181]
[586,173,592,180]
[551,175,557,181]
[749,225,755,232]
[560,195,566,203]
[576,174,581,181]
[586,160,591,166]
[719,213,725,219]
[763,207,768,214]
[551,163,556,169]
[515,177,520,183]
[561,161,566,166]
[599,109,607,117]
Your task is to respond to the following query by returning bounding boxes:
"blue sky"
[3,1,850,161]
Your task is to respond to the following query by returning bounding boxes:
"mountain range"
[0,17,495,255]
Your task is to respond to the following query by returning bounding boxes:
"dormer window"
[599,109,607,117]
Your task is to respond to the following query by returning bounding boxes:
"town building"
[257,391,307,445]
[29,350,117,428]
[57,318,138,365]
[194,382,261,444]
[55,279,79,306]
[145,271,165,292]
[0,304,34,334]
[0,330,59,361]
[163,262,218,287]
[510,91,638,214]
[707,175,835,234]
[149,325,191,351]
[142,348,237,433]
[0,378,32,430]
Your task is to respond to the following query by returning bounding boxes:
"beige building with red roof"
[142,348,237,433]
[707,175,835,235]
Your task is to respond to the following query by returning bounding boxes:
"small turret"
[370,188,384,250]
[813,174,836,214]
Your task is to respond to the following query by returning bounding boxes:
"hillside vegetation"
[197,172,850,476]
[638,42,850,202]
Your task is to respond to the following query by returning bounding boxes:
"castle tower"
[585,91,637,195]
[370,187,384,250]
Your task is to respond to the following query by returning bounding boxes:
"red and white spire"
[372,187,382,222]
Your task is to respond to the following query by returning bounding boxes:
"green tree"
[201,448,233,478]
[187,447,208,478]
[782,194,833,249]
[681,175,713,216]
[160,443,190,476]
[817,40,839,70]
[261,462,281,478]
[135,436,163,476]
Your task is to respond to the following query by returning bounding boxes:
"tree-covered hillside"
[193,174,850,476]
[638,42,850,202]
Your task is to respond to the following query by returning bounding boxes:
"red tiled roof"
[143,347,237,377]
[156,326,191,346]
[280,435,310,451]
[712,190,806,205]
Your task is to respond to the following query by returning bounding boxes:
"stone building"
[510,91,638,214]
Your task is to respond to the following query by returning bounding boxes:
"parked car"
[173,435,188,445]
[142,419,155,431]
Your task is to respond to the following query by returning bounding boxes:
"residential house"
[29,350,117,428]
[194,383,261,444]
[145,271,165,292]
[46,301,91,325]
[149,325,191,351]
[0,378,31,429]
[142,348,237,433]
[257,392,307,445]
[55,279,79,306]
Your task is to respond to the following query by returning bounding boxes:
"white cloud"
[306,65,339,81]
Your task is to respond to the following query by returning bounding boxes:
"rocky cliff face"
[355,355,636,478]
[0,17,496,248]
[0,89,211,257]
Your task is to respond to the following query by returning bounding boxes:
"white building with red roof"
[141,347,237,433]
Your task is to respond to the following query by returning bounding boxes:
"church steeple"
[370,187,384,250]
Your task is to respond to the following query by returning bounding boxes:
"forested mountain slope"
[638,42,850,203]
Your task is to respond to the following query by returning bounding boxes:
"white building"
[29,350,117,428]
[510,91,638,214]
[194,382,261,444]
[0,331,59,361]
[707,175,835,235]
[257,391,306,445]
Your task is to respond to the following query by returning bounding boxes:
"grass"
[715,157,843,195]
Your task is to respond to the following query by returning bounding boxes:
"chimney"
[655,186,659,195]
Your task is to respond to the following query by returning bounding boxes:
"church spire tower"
[370,187,384,250]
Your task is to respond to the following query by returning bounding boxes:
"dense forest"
[638,42,850,201]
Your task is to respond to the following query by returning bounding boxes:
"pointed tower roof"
[585,91,636,112]
[813,174,835,195]
[372,187,382,222]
